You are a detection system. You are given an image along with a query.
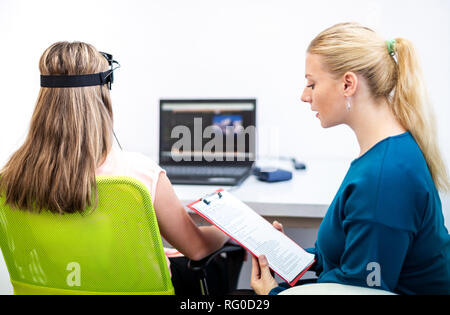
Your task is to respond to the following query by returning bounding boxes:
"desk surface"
[173,158,351,220]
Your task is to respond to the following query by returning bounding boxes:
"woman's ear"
[343,72,358,97]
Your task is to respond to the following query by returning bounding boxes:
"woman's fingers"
[272,220,284,234]
[257,255,272,279]
[250,254,279,295]
[251,254,261,279]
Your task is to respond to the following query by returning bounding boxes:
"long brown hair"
[0,42,114,213]
[308,22,450,192]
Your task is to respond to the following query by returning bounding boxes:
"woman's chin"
[319,118,338,129]
[321,121,341,129]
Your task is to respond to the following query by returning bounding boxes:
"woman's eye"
[307,84,315,90]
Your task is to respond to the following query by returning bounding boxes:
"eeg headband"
[40,52,119,90]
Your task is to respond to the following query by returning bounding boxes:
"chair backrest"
[0,176,174,295]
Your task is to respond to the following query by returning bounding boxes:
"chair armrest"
[187,244,244,272]
[186,244,245,295]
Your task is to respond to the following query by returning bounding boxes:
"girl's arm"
[153,172,229,260]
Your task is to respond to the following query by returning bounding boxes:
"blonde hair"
[308,22,450,192]
[0,42,114,213]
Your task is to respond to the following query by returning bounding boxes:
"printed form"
[188,190,315,285]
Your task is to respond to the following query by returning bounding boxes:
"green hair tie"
[386,39,396,56]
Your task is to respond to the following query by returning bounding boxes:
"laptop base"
[166,172,251,186]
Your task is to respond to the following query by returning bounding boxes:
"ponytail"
[391,38,450,192]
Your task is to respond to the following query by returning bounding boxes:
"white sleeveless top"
[96,147,182,276]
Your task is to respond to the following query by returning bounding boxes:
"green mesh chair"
[0,176,174,295]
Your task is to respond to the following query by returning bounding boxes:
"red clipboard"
[187,189,315,286]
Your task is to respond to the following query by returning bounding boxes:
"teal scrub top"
[271,131,450,295]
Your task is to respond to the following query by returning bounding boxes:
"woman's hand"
[250,220,285,294]
[272,220,284,234]
[250,254,278,295]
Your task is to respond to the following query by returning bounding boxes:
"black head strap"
[40,70,113,88]
[40,51,119,89]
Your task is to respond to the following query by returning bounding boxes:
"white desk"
[173,158,351,228]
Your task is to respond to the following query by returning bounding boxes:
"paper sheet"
[188,190,315,285]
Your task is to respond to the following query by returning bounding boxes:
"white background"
[0,0,449,293]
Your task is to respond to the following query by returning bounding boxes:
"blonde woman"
[251,23,450,295]
[0,42,231,295]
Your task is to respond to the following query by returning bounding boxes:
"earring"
[346,97,351,112]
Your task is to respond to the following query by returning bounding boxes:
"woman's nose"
[301,88,311,103]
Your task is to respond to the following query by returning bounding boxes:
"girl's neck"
[347,97,407,158]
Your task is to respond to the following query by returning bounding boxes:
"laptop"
[159,99,256,185]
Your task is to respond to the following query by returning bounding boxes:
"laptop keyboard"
[164,165,249,177]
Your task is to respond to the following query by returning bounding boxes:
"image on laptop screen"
[159,99,256,166]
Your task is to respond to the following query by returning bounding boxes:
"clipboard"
[187,189,315,286]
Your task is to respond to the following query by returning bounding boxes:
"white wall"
[1,0,449,165]
[0,0,449,293]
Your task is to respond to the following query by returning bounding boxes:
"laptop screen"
[159,99,256,165]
